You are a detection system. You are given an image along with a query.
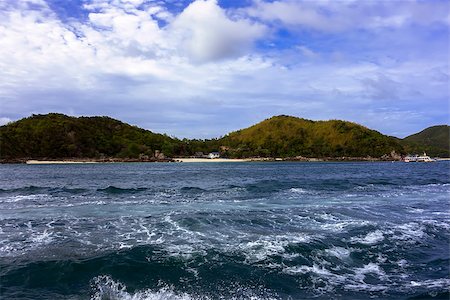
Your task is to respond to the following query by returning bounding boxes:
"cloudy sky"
[0,0,448,138]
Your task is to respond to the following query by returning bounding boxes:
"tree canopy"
[1,113,447,160]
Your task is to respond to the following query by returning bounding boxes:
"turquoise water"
[0,162,449,299]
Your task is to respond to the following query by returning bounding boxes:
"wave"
[97,186,211,195]
[179,187,206,194]
[97,186,149,194]
[90,275,284,300]
[1,246,284,299]
[350,230,385,245]
[0,185,49,194]
[235,179,445,197]
[0,186,89,195]
[91,275,196,300]
[2,231,449,299]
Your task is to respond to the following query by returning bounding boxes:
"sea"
[0,162,449,300]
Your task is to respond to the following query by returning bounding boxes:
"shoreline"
[26,160,100,164]
[24,158,253,164]
[13,158,174,164]
[0,157,448,164]
[174,158,251,163]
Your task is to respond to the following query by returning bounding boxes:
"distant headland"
[1,113,448,163]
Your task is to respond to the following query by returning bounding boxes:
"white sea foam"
[1,194,48,203]
[0,226,57,257]
[320,221,354,232]
[354,184,375,191]
[393,223,426,242]
[91,276,196,300]
[354,263,386,277]
[421,219,450,230]
[351,230,384,245]
[30,229,53,244]
[283,263,349,292]
[238,233,311,263]
[241,239,286,262]
[164,244,205,259]
[335,263,389,293]
[289,188,307,194]
[397,259,408,268]
[408,278,450,288]
[318,213,339,221]
[118,242,133,249]
[0,243,15,255]
[344,283,388,292]
[91,275,278,300]
[325,246,351,259]
[283,264,332,276]
[431,211,450,216]
[319,216,373,232]
[378,191,404,198]
[160,215,207,256]
[164,215,196,236]
[407,208,424,213]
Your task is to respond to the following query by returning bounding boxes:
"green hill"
[401,125,450,157]
[0,113,184,160]
[218,115,404,158]
[2,113,446,161]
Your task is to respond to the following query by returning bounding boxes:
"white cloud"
[297,45,318,59]
[86,7,163,58]
[245,0,450,31]
[82,0,266,63]
[0,0,270,127]
[0,0,447,138]
[168,0,266,62]
[246,0,346,31]
[0,117,12,126]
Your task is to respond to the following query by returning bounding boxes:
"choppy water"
[0,162,449,299]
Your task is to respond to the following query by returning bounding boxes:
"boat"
[403,154,418,162]
[417,152,435,162]
[404,152,435,162]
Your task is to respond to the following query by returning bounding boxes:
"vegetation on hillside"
[218,115,404,158]
[1,113,447,161]
[401,125,450,157]
[0,113,185,159]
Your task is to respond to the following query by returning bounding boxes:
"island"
[1,113,448,163]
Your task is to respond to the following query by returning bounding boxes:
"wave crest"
[91,275,195,300]
[97,186,149,194]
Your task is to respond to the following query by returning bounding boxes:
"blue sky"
[0,0,448,138]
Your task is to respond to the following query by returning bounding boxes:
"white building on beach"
[208,152,220,159]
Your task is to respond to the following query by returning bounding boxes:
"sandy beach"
[25,158,251,164]
[26,160,99,164]
[175,158,251,163]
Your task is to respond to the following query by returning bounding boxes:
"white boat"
[404,152,435,162]
[404,155,417,162]
[417,152,435,162]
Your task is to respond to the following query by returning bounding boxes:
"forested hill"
[401,125,450,157]
[217,115,404,158]
[0,113,184,160]
[1,113,447,161]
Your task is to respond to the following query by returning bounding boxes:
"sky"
[0,0,448,138]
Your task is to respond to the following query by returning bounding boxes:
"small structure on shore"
[208,152,220,159]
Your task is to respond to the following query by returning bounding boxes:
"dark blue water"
[0,162,449,299]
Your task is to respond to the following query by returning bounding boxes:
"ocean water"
[0,162,449,300]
